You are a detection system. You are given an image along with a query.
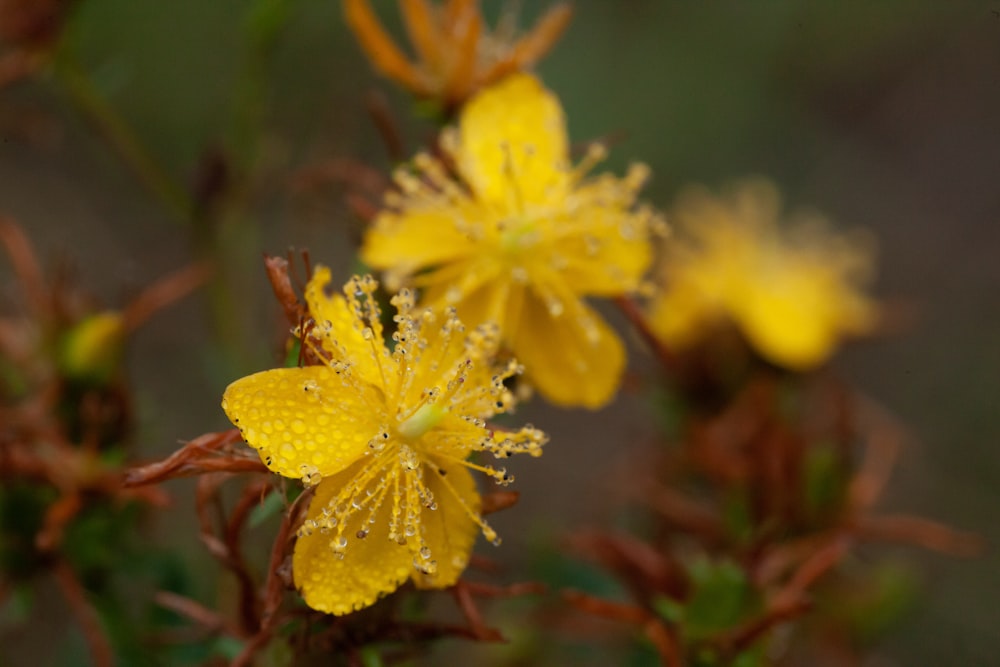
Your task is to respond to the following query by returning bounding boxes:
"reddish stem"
[53,560,113,667]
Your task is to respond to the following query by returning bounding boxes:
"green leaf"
[683,559,758,638]
[359,646,384,667]
[653,595,684,624]
[826,561,919,642]
[722,492,754,545]
[803,440,847,523]
[212,635,246,661]
[248,488,287,528]
[283,338,302,368]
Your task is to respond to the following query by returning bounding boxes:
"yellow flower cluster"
[221,51,877,619]
[647,180,877,370]
[362,73,660,408]
[222,267,545,615]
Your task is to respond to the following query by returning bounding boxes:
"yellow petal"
[305,265,382,386]
[293,469,412,615]
[736,265,876,370]
[423,268,507,327]
[454,73,569,206]
[510,287,625,409]
[556,220,652,296]
[647,281,719,350]
[221,366,379,479]
[292,457,480,614]
[737,288,835,370]
[551,167,655,296]
[410,457,480,589]
[361,212,478,286]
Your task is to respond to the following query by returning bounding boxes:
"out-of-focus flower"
[58,311,125,384]
[343,0,572,112]
[362,74,660,408]
[221,267,545,615]
[648,180,877,370]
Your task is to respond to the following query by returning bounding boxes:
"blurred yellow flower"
[344,0,572,112]
[362,73,660,408]
[648,180,877,370]
[221,267,545,615]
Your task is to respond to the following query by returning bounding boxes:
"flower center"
[499,218,539,254]
[396,403,446,441]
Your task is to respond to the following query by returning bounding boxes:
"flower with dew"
[361,73,661,408]
[344,0,572,112]
[221,266,545,615]
[647,179,877,370]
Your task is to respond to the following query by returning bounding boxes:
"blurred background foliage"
[1,0,998,664]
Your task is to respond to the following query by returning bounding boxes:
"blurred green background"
[2,0,998,664]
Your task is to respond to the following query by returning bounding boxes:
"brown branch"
[725,538,851,655]
[53,560,113,667]
[122,262,211,332]
[35,491,82,552]
[154,591,242,638]
[562,590,683,667]
[725,594,812,654]
[614,295,679,375]
[230,630,274,667]
[263,255,303,328]
[644,485,727,544]
[847,416,900,512]
[459,580,547,599]
[261,486,315,627]
[854,514,985,557]
[0,216,47,316]
[226,481,276,635]
[365,89,405,162]
[231,487,315,667]
[567,529,688,601]
[783,536,851,598]
[451,580,504,641]
[123,429,260,487]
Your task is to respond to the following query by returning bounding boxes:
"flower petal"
[554,219,652,297]
[361,210,478,285]
[647,280,719,350]
[293,470,412,615]
[736,264,876,370]
[411,457,480,589]
[343,0,430,95]
[454,73,569,206]
[292,456,480,614]
[305,265,384,386]
[222,366,379,479]
[510,288,625,409]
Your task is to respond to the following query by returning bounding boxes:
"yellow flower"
[221,267,545,615]
[648,180,877,370]
[362,73,660,408]
[343,0,573,112]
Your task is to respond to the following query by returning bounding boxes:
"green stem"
[53,57,194,225]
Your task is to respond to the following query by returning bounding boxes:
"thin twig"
[53,560,113,667]
[55,58,193,224]
[614,295,679,375]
